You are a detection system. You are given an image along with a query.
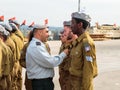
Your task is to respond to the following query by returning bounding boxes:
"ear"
[77,22,83,28]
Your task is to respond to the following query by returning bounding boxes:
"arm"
[82,39,97,90]
[27,44,68,68]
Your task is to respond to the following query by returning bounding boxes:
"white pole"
[78,0,80,12]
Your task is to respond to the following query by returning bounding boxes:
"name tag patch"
[86,56,93,62]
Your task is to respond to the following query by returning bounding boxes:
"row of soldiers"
[0,19,24,90]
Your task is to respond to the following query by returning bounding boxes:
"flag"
[0,15,4,21]
[113,23,116,27]
[9,17,16,21]
[29,22,34,27]
[44,19,48,25]
[21,20,26,25]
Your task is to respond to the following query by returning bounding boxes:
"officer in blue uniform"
[26,24,69,90]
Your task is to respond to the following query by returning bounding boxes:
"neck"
[77,28,85,37]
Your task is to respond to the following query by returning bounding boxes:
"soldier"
[9,20,24,90]
[0,25,12,90]
[0,23,17,90]
[0,23,16,71]
[69,12,98,90]
[9,22,24,90]
[59,20,77,90]
[8,23,23,90]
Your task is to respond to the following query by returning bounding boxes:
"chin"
[44,39,47,42]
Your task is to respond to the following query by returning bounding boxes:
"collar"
[72,31,89,47]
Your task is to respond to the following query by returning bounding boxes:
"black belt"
[32,77,53,81]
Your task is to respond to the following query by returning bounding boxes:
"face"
[71,18,79,34]
[0,33,4,41]
[64,26,71,35]
[63,26,74,40]
[60,33,68,44]
[40,28,49,42]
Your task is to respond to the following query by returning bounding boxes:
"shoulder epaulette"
[36,42,41,46]
[83,38,91,52]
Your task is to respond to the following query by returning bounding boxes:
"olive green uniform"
[14,29,24,90]
[15,29,24,43]
[44,42,51,54]
[59,43,72,90]
[0,44,2,78]
[20,42,32,90]
[10,33,24,90]
[0,39,10,90]
[69,31,98,90]
[5,37,16,70]
[5,36,16,90]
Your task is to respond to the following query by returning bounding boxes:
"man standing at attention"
[59,20,78,90]
[26,24,69,90]
[69,12,98,90]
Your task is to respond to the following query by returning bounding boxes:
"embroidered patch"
[86,56,93,62]
[85,45,90,52]
[36,42,41,45]
[84,43,91,52]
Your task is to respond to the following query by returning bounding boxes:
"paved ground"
[22,39,120,90]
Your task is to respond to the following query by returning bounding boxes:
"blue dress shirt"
[26,38,66,79]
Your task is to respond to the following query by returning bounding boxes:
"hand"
[66,34,78,43]
[63,49,69,55]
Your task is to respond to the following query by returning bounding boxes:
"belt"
[32,77,53,81]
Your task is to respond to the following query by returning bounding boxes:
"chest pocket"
[71,43,82,56]
[70,43,83,65]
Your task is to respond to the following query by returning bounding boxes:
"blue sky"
[1,0,120,26]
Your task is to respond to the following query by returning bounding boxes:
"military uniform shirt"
[69,31,98,90]
[26,38,66,79]
[0,45,2,78]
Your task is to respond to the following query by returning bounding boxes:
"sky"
[0,0,120,27]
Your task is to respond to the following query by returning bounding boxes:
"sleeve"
[0,47,2,78]
[82,39,97,90]
[7,46,14,72]
[20,43,28,68]
[30,45,67,68]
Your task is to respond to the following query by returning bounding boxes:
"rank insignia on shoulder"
[85,45,90,52]
[84,43,90,52]
[36,42,41,45]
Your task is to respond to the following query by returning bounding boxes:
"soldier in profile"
[59,20,77,90]
[69,12,98,90]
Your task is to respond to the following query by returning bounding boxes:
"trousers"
[32,78,54,90]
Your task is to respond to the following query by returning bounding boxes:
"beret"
[63,21,71,26]
[71,12,91,22]
[33,24,48,30]
[0,25,10,36]
[0,23,12,31]
[9,20,20,25]
[9,23,18,31]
